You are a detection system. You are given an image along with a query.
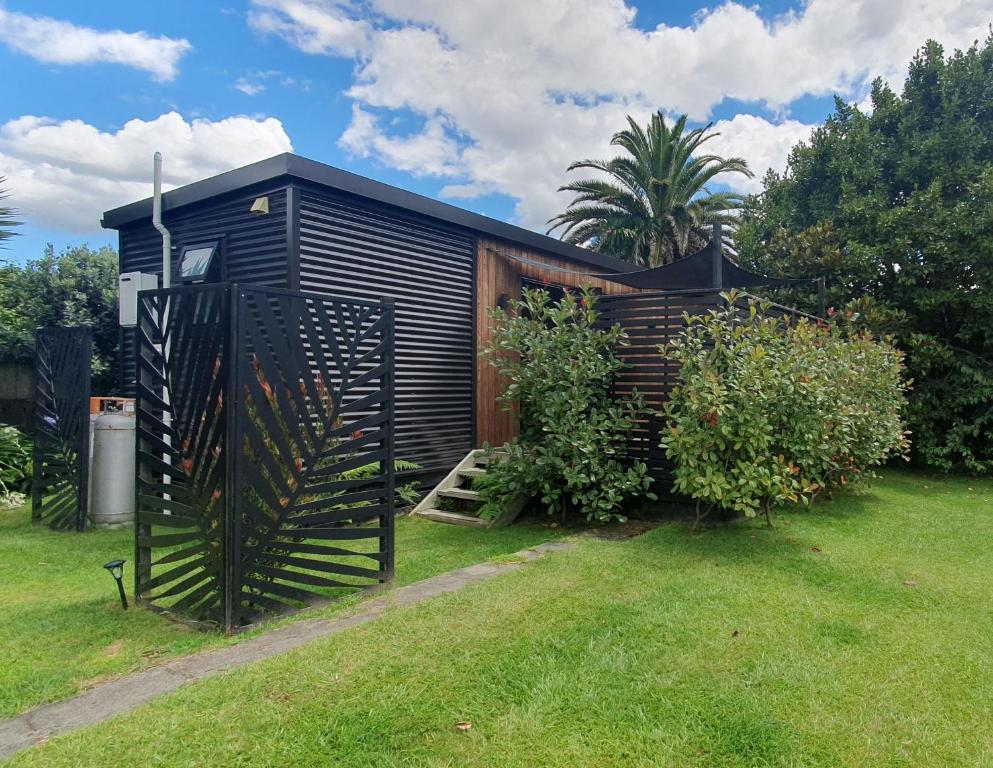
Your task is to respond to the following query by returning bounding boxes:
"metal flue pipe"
[152,152,171,289]
[152,152,172,506]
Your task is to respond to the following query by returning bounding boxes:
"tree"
[0,177,21,247]
[548,112,752,267]
[736,37,993,473]
[0,244,120,392]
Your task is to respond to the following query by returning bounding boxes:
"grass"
[0,505,561,719]
[6,471,993,766]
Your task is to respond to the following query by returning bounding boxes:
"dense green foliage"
[662,293,908,524]
[549,112,751,266]
[479,287,653,522]
[0,244,119,392]
[736,38,993,473]
[0,424,31,507]
[0,176,20,247]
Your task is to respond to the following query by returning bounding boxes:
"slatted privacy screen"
[135,283,395,633]
[598,290,815,483]
[32,328,92,531]
[597,290,721,480]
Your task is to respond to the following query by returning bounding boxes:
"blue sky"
[2,0,988,263]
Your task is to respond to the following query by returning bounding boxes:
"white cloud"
[247,0,369,56]
[0,7,191,82]
[706,115,816,194]
[338,105,461,177]
[250,0,993,231]
[235,78,266,96]
[0,112,293,231]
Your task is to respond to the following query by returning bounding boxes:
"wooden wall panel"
[474,237,635,447]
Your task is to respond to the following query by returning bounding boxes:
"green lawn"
[0,506,560,719]
[6,471,993,767]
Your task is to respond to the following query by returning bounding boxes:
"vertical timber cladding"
[297,186,474,477]
[118,186,291,396]
[32,328,92,531]
[475,238,635,448]
[596,289,722,479]
[134,283,395,632]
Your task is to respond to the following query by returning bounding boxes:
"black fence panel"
[598,290,817,486]
[134,283,395,633]
[134,285,230,625]
[32,328,92,531]
[597,290,721,482]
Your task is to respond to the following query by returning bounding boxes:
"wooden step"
[437,487,481,502]
[474,452,506,466]
[417,509,488,528]
[413,449,520,528]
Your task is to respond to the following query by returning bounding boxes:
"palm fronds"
[0,177,21,248]
[548,112,753,267]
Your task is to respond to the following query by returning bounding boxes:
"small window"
[177,242,219,282]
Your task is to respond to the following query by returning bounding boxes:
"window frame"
[175,240,221,284]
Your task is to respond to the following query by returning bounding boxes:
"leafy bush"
[735,39,993,473]
[478,286,654,523]
[661,292,909,524]
[0,244,119,392]
[342,458,423,509]
[0,424,31,509]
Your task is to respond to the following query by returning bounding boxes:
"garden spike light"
[103,559,128,610]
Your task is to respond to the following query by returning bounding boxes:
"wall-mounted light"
[103,559,128,610]
[250,196,269,216]
[497,293,511,310]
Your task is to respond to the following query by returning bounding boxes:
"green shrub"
[0,424,31,508]
[478,286,654,523]
[661,292,909,524]
[341,458,423,509]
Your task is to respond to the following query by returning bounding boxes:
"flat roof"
[102,152,636,273]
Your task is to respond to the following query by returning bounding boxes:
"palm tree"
[548,112,752,267]
[0,177,21,248]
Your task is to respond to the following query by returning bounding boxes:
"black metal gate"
[32,328,92,531]
[134,283,395,632]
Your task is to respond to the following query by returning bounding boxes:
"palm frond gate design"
[32,328,92,531]
[134,283,395,632]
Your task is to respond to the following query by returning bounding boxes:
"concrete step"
[457,467,487,479]
[437,487,481,502]
[417,509,488,528]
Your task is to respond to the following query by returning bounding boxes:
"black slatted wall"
[598,290,815,485]
[598,290,722,482]
[296,186,474,477]
[118,186,290,394]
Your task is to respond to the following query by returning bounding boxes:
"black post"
[76,329,92,532]
[816,276,827,319]
[116,577,129,610]
[30,343,41,524]
[134,296,152,603]
[712,222,724,291]
[223,284,241,634]
[381,297,396,584]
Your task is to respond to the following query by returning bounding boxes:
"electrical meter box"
[118,272,158,327]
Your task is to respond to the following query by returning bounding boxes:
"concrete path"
[0,540,572,761]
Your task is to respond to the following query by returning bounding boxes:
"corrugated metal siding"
[118,185,290,394]
[297,187,474,475]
